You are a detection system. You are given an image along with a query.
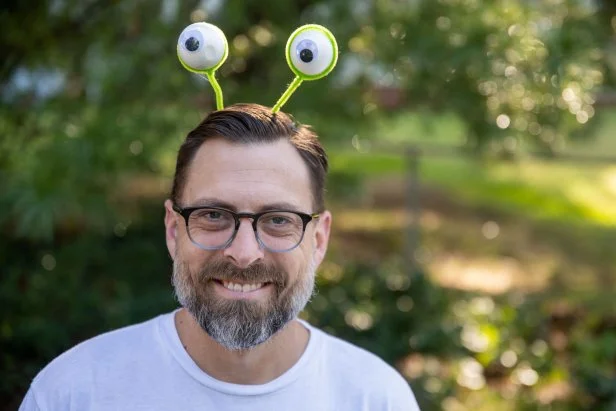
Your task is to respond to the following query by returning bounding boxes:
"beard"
[172,256,316,351]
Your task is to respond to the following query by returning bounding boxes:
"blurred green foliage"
[0,204,177,409]
[309,257,616,410]
[2,0,616,239]
[3,0,616,410]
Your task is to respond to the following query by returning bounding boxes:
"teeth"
[222,281,264,292]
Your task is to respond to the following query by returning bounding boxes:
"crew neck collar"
[157,309,321,396]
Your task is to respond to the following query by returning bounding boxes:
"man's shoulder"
[313,325,403,378]
[308,323,420,409]
[31,313,166,392]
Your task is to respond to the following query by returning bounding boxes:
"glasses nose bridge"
[234,212,260,232]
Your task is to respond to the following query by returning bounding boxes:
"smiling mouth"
[213,279,270,293]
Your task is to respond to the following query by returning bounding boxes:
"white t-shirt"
[19,311,420,411]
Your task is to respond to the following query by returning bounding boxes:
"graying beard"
[172,258,315,351]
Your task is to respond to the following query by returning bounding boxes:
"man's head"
[170,103,328,211]
[164,103,331,351]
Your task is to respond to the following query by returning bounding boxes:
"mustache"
[196,260,287,287]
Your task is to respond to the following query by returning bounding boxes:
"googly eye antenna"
[177,22,228,110]
[272,24,339,113]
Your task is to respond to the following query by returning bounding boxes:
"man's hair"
[171,103,328,211]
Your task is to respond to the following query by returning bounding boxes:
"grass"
[329,151,616,226]
[324,106,616,224]
[338,106,616,155]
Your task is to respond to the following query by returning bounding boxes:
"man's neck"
[174,308,310,385]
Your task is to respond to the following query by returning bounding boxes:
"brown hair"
[170,103,328,211]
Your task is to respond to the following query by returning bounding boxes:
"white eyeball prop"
[272,24,339,112]
[286,25,338,80]
[177,22,228,73]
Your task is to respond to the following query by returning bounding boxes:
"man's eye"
[193,209,228,221]
[262,213,301,227]
[270,216,290,225]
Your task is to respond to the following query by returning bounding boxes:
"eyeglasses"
[172,204,320,253]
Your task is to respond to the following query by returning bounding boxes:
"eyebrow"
[189,197,238,211]
[187,197,307,213]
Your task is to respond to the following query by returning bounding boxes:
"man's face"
[164,138,331,350]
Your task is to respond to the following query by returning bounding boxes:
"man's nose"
[222,219,264,268]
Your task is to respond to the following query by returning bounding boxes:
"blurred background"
[2,0,616,409]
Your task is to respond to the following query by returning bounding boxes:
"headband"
[176,22,339,112]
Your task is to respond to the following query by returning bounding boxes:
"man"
[19,103,420,410]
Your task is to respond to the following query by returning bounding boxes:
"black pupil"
[299,49,314,63]
[185,37,199,52]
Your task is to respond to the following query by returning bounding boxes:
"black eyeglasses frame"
[172,204,320,252]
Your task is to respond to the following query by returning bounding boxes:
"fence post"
[405,145,421,277]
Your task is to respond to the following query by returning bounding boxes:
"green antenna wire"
[205,71,224,110]
[272,76,303,113]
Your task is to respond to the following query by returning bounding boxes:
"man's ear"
[164,199,178,259]
[312,210,332,267]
